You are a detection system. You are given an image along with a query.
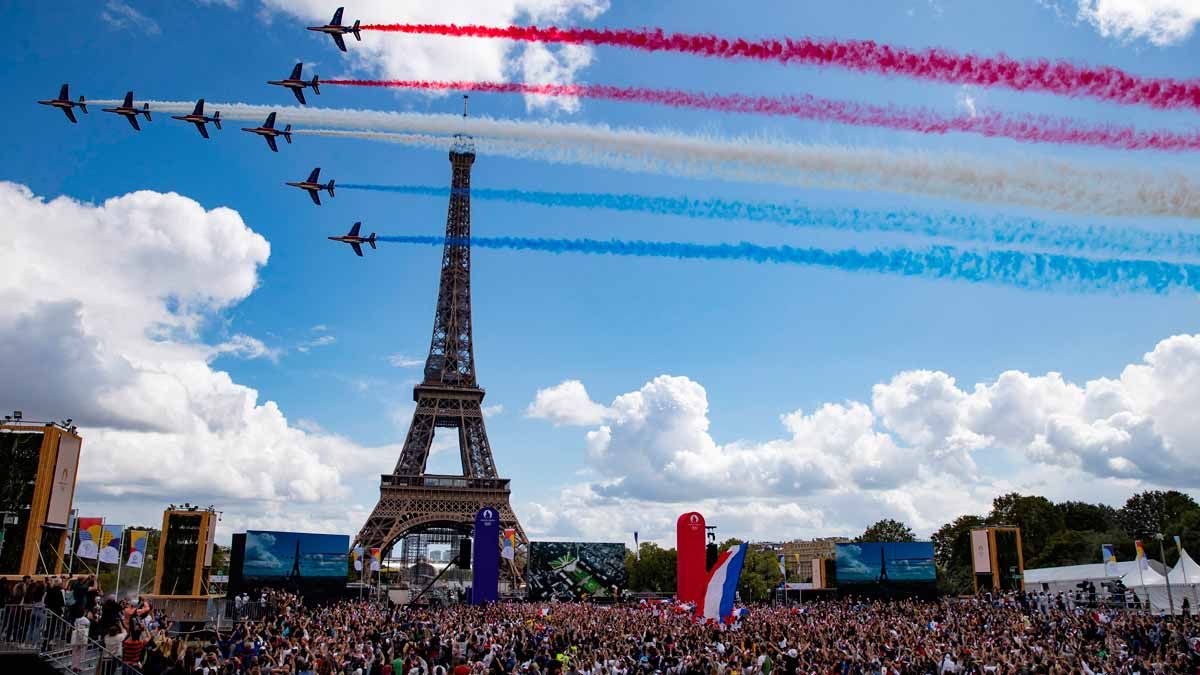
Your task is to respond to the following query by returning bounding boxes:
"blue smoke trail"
[375,235,1198,294]
[342,184,1200,259]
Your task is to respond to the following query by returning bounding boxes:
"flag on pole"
[98,524,123,564]
[777,554,787,580]
[76,518,103,559]
[1102,544,1119,576]
[351,545,363,571]
[501,528,517,561]
[126,530,148,568]
[1175,535,1183,549]
[1135,540,1149,570]
[633,531,640,561]
[369,547,381,572]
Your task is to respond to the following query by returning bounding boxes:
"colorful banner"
[1102,544,1119,577]
[676,512,706,606]
[126,530,148,568]
[777,554,787,581]
[369,547,381,572]
[98,524,123,565]
[1175,535,1183,549]
[501,528,517,561]
[471,506,500,605]
[1135,540,1149,570]
[700,543,748,622]
[351,545,363,572]
[76,517,103,559]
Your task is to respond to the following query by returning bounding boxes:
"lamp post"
[1155,533,1175,616]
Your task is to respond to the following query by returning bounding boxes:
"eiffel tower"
[354,131,525,557]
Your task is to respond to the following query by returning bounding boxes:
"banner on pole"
[633,531,640,561]
[126,530,148,568]
[1135,540,1149,570]
[777,554,786,580]
[76,518,103,559]
[351,545,363,571]
[970,529,991,573]
[98,524,123,564]
[501,528,517,561]
[471,506,500,605]
[1102,544,1119,577]
[369,547,381,572]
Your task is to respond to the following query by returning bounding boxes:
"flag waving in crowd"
[701,543,748,623]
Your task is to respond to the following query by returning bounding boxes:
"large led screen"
[527,542,627,600]
[835,542,937,585]
[243,530,349,580]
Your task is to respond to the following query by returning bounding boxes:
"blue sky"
[2,0,1199,548]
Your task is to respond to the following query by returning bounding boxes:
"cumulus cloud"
[258,0,610,113]
[388,353,425,368]
[0,182,398,530]
[526,335,1200,540]
[525,379,612,426]
[1076,0,1200,46]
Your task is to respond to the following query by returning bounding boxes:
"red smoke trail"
[323,79,1200,152]
[358,23,1200,111]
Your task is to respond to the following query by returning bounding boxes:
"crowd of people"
[4,578,1200,674]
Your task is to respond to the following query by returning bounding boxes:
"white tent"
[1024,560,1164,593]
[1122,560,1168,588]
[1168,548,1198,585]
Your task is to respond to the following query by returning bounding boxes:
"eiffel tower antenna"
[463,94,469,119]
[355,124,524,561]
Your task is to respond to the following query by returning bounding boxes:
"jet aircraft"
[37,84,88,123]
[287,167,335,205]
[170,99,222,139]
[240,112,292,152]
[102,91,151,131]
[307,7,361,52]
[328,221,376,257]
[268,63,320,105]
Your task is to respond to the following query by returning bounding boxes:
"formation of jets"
[38,8,382,258]
[328,222,377,257]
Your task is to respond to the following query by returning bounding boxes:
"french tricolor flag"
[700,543,747,622]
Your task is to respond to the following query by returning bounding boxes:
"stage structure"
[971,526,1024,593]
[0,418,81,576]
[147,505,218,621]
[355,129,525,568]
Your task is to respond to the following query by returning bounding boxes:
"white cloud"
[1077,0,1200,46]
[525,334,1200,540]
[100,1,161,35]
[483,404,504,418]
[212,334,281,362]
[525,379,612,426]
[388,353,425,368]
[0,183,397,529]
[955,86,978,119]
[256,0,610,113]
[296,334,336,353]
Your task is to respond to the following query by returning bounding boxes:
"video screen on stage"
[242,530,350,580]
[835,542,937,585]
[527,542,627,601]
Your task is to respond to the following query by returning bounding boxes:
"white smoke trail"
[95,99,1200,218]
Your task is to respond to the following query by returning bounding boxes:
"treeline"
[621,489,1200,599]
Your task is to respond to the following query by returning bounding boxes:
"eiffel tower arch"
[355,135,525,565]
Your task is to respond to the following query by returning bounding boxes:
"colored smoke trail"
[324,79,1200,152]
[377,235,1200,295]
[340,184,1200,259]
[360,23,1200,111]
[100,99,1200,217]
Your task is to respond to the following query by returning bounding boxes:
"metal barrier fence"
[0,604,144,675]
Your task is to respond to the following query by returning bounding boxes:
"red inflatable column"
[676,511,706,605]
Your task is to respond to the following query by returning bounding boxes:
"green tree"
[1119,491,1199,538]
[624,542,676,592]
[987,493,1064,559]
[931,514,985,595]
[716,539,782,602]
[1164,509,1200,567]
[856,519,916,543]
[1056,501,1121,533]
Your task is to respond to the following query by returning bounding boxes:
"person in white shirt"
[71,611,91,673]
